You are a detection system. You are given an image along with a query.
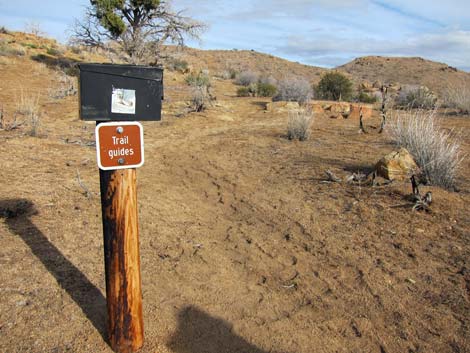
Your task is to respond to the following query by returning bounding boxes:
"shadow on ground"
[167,305,278,353]
[0,199,107,342]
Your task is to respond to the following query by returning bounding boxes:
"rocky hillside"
[337,56,470,96]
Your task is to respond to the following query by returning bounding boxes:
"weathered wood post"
[79,64,163,353]
[99,167,144,352]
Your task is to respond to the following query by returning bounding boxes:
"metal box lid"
[79,63,163,121]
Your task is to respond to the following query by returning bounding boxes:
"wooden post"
[99,168,144,353]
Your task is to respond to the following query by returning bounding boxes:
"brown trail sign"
[96,122,144,170]
[79,63,163,353]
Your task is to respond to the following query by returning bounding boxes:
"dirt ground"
[0,47,469,353]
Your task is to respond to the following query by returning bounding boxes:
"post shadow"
[167,305,277,353]
[0,199,107,342]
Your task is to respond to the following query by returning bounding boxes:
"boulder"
[360,81,374,92]
[349,104,373,119]
[322,102,350,114]
[266,101,300,112]
[311,103,325,114]
[375,148,418,181]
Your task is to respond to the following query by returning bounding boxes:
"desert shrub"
[228,68,238,79]
[235,70,258,86]
[69,45,82,54]
[185,71,211,88]
[273,78,312,104]
[0,26,9,34]
[443,80,470,114]
[186,71,212,112]
[16,90,40,116]
[259,75,277,86]
[287,108,313,141]
[15,89,41,136]
[237,86,251,97]
[167,57,189,73]
[316,71,353,101]
[357,91,377,103]
[190,86,211,112]
[22,43,38,49]
[48,70,77,99]
[217,70,231,80]
[396,85,437,109]
[257,82,277,97]
[388,109,463,189]
[0,42,25,57]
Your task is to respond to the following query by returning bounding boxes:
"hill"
[164,46,327,83]
[337,56,470,95]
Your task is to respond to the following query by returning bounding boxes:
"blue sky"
[1,0,469,71]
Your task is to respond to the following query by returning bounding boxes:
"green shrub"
[237,87,251,97]
[357,91,377,103]
[257,82,277,97]
[228,68,238,79]
[22,43,38,49]
[316,71,353,101]
[46,47,61,56]
[185,72,211,88]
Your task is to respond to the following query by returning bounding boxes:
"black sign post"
[79,63,163,353]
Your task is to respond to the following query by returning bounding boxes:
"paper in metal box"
[78,63,163,121]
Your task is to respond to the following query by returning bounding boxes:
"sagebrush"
[235,71,258,86]
[273,78,312,104]
[396,85,437,109]
[443,80,470,114]
[287,108,313,141]
[185,72,211,88]
[388,109,463,189]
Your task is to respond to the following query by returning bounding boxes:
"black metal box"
[78,63,163,121]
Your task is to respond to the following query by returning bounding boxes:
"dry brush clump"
[273,78,312,105]
[443,80,470,114]
[287,107,313,141]
[388,109,463,189]
[48,69,78,99]
[185,71,213,112]
[0,41,26,57]
[15,89,42,136]
[396,85,437,109]
[235,70,259,86]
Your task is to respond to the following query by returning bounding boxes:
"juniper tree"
[71,0,205,64]
[316,71,353,101]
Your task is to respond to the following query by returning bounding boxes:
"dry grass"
[15,89,41,136]
[443,80,470,114]
[287,107,313,141]
[388,109,463,189]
